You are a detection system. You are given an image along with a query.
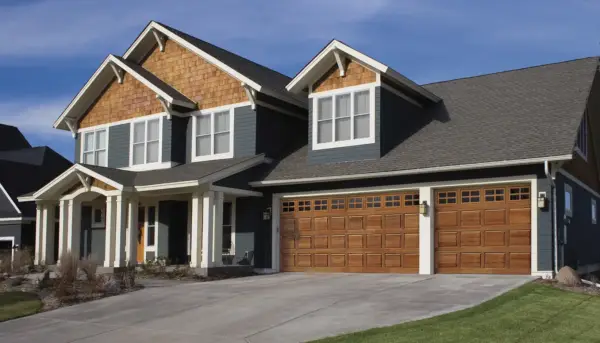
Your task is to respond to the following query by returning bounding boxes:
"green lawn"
[0,292,43,322]
[313,283,600,343]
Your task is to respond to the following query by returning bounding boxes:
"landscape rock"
[102,278,121,294]
[6,276,25,287]
[556,266,581,286]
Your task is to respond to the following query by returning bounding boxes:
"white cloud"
[0,98,71,137]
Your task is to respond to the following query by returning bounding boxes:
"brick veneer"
[313,59,377,93]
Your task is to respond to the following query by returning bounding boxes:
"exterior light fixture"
[263,207,272,221]
[419,201,429,215]
[537,192,547,209]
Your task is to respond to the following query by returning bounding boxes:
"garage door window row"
[438,187,530,205]
[282,193,420,213]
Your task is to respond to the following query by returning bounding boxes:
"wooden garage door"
[280,192,420,273]
[435,184,532,274]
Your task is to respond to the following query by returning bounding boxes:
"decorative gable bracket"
[110,62,124,84]
[241,82,256,110]
[156,95,178,119]
[64,118,78,138]
[333,50,346,77]
[151,29,167,52]
[75,171,91,191]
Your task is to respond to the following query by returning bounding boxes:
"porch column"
[66,199,82,258]
[418,187,435,275]
[41,203,56,265]
[57,200,69,261]
[201,191,214,268]
[34,203,43,265]
[212,191,224,267]
[190,191,203,268]
[125,198,138,265]
[104,196,116,267]
[113,195,128,267]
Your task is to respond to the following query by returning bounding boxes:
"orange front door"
[137,207,145,263]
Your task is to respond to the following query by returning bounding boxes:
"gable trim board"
[0,217,35,222]
[252,154,574,187]
[54,55,196,132]
[270,174,544,276]
[0,182,21,214]
[286,39,440,104]
[123,21,306,110]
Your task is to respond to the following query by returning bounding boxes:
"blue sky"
[0,0,599,161]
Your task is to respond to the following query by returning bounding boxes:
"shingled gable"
[286,39,440,104]
[53,54,197,134]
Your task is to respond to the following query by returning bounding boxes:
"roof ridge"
[422,56,600,86]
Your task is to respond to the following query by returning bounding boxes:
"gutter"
[545,160,559,275]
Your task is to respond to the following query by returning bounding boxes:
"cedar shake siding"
[141,40,248,110]
[79,73,164,128]
[313,59,376,93]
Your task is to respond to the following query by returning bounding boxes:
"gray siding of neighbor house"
[256,105,307,159]
[0,223,23,247]
[107,123,130,168]
[537,177,553,272]
[555,172,600,270]
[307,87,381,164]
[0,188,17,216]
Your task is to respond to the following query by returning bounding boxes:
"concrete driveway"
[0,273,532,343]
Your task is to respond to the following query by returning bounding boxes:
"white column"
[67,199,82,258]
[34,204,43,265]
[212,192,224,267]
[57,200,69,261]
[113,195,128,267]
[125,198,139,265]
[104,196,116,267]
[201,191,214,268]
[419,186,435,275]
[190,191,203,268]
[41,203,56,264]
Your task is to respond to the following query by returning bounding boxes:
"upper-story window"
[130,117,162,166]
[192,105,234,162]
[575,112,588,160]
[312,85,375,150]
[81,128,107,166]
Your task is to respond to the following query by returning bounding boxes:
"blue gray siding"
[74,134,81,163]
[0,223,24,247]
[158,200,188,264]
[108,123,130,168]
[308,87,381,164]
[234,106,256,158]
[256,105,306,158]
[170,117,187,164]
[236,196,271,268]
[555,172,600,270]
[537,177,553,271]
[162,118,172,163]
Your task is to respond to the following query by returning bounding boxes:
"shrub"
[12,248,34,275]
[0,252,11,274]
[54,251,79,299]
[79,257,98,281]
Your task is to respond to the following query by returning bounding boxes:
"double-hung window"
[575,112,588,160]
[131,118,161,166]
[313,86,374,150]
[193,107,233,161]
[82,128,107,166]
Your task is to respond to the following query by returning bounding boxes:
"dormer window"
[81,128,108,166]
[312,85,375,150]
[575,112,588,160]
[191,105,234,162]
[130,117,162,167]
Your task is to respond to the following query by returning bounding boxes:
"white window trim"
[191,103,235,162]
[129,116,164,168]
[143,203,159,253]
[575,113,588,161]
[311,84,376,151]
[592,198,597,224]
[91,205,105,228]
[80,127,109,167]
[0,236,15,263]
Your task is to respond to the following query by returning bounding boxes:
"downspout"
[544,160,559,275]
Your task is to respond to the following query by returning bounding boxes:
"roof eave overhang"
[250,154,574,187]
[286,40,441,103]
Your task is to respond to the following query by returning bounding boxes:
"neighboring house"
[19,20,600,278]
[0,124,71,261]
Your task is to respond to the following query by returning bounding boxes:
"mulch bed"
[534,278,600,296]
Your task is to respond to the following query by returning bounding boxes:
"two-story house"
[20,21,600,278]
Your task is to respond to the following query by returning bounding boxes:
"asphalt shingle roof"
[260,57,599,182]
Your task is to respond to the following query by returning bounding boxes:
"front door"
[137,207,145,263]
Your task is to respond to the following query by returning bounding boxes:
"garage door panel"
[314,236,328,249]
[404,233,419,249]
[348,235,364,248]
[385,234,402,248]
[404,214,419,228]
[297,236,312,249]
[314,217,328,231]
[385,254,402,267]
[331,254,346,267]
[384,214,402,230]
[330,235,346,248]
[348,254,364,267]
[348,216,364,230]
[298,218,312,231]
[367,215,383,229]
[366,254,383,267]
[435,184,531,275]
[366,234,382,248]
[297,254,312,267]
[314,254,329,267]
[330,217,346,231]
[282,218,296,232]
[404,254,419,268]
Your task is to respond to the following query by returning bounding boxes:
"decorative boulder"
[102,278,121,294]
[556,266,581,286]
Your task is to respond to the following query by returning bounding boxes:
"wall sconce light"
[537,192,547,209]
[262,207,272,221]
[419,201,429,215]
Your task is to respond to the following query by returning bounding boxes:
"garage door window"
[331,198,345,210]
[366,196,382,208]
[315,199,328,211]
[385,195,401,207]
[461,190,480,203]
[349,197,363,209]
[509,187,530,201]
[438,191,457,204]
[485,189,505,202]
[404,193,419,206]
[282,201,295,213]
[298,200,311,212]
